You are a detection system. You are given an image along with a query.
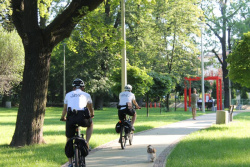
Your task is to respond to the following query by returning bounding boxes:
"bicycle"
[61,119,88,167]
[117,104,140,149]
[119,115,134,149]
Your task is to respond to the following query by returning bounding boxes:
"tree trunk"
[221,6,229,109]
[10,34,52,146]
[165,94,170,112]
[222,42,229,108]
[93,94,104,110]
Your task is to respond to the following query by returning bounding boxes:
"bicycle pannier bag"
[115,121,121,133]
[124,120,132,133]
[65,138,74,158]
[75,137,89,157]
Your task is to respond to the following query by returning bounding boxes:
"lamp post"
[121,0,127,92]
[63,43,66,101]
[200,23,205,113]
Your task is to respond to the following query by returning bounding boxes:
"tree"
[0,27,24,103]
[9,0,104,147]
[152,0,202,111]
[147,71,172,102]
[111,64,154,97]
[227,32,250,88]
[201,0,249,108]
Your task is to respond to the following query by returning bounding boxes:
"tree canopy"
[111,64,154,97]
[0,27,24,96]
[227,32,250,88]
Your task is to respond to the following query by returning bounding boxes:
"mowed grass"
[0,106,203,167]
[166,111,250,167]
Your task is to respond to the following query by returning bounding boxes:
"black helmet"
[72,78,84,87]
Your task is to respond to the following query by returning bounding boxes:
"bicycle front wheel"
[120,126,127,149]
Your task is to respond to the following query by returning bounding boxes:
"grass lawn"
[166,111,250,167]
[0,106,203,167]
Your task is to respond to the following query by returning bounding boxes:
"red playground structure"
[184,76,223,111]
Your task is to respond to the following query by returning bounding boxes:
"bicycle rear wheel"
[79,150,86,167]
[74,147,79,167]
[74,147,86,167]
[120,126,127,149]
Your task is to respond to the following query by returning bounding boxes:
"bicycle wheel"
[120,125,127,149]
[74,147,79,167]
[129,132,133,145]
[78,149,86,167]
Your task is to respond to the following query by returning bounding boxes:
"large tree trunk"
[10,33,52,146]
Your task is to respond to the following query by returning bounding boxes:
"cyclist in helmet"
[61,78,94,167]
[118,84,141,131]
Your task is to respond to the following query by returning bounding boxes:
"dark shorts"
[66,110,92,138]
[118,108,136,120]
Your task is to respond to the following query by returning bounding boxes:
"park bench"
[197,101,214,110]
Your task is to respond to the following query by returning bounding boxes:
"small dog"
[147,145,156,162]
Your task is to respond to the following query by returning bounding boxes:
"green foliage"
[0,27,24,96]
[151,0,202,77]
[47,0,205,104]
[38,0,53,19]
[227,32,250,88]
[0,0,14,31]
[147,71,172,100]
[240,87,249,100]
[111,64,154,96]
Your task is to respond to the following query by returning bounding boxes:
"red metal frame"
[184,76,222,111]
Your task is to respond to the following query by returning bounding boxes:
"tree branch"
[45,0,104,46]
[212,48,223,66]
[206,22,223,43]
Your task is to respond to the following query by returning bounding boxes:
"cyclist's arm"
[61,104,67,121]
[132,99,141,109]
[87,102,95,118]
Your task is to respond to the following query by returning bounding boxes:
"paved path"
[62,111,242,167]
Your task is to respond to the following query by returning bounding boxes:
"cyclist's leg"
[86,122,93,144]
[127,109,136,130]
[131,111,136,126]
